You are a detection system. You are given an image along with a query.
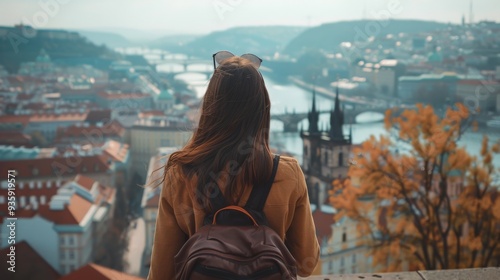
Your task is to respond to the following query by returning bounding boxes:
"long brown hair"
[164,56,273,211]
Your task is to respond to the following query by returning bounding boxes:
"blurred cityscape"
[1,1,500,279]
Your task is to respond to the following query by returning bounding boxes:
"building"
[18,49,57,76]
[320,216,374,275]
[300,87,353,208]
[59,263,144,280]
[96,91,153,111]
[456,80,500,113]
[141,147,177,274]
[398,73,463,105]
[0,241,61,280]
[54,120,126,145]
[129,115,192,179]
[24,112,89,143]
[0,145,117,188]
[353,59,405,97]
[0,175,115,275]
[300,86,358,274]
[156,89,175,111]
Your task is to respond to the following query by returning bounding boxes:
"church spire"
[329,82,345,140]
[307,87,319,133]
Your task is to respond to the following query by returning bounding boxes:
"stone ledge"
[301,267,500,280]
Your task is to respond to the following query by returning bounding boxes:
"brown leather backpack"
[174,155,298,280]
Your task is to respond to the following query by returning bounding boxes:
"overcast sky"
[0,0,499,37]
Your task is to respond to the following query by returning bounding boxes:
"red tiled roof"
[75,174,96,191]
[0,155,110,179]
[6,174,115,225]
[139,110,165,118]
[60,263,144,280]
[85,109,112,123]
[312,210,335,241]
[0,131,32,146]
[103,140,129,163]
[0,180,64,207]
[23,102,49,110]
[29,112,88,122]
[7,75,42,85]
[0,241,60,280]
[55,121,125,142]
[0,115,31,128]
[98,92,150,99]
[15,194,93,225]
[17,93,35,101]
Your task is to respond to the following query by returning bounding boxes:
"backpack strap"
[204,154,280,226]
[244,154,280,212]
[208,183,228,213]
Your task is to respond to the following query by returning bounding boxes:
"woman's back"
[148,156,319,279]
[147,54,319,279]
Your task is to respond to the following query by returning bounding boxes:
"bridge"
[271,107,389,132]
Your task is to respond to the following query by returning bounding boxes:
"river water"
[151,57,500,168]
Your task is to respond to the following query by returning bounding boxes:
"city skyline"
[0,0,499,39]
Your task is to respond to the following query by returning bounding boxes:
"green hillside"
[0,26,120,73]
[179,26,306,58]
[283,20,449,55]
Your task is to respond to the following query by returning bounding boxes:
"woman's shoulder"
[276,155,300,173]
[274,155,304,187]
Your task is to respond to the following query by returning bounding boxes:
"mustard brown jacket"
[147,156,320,279]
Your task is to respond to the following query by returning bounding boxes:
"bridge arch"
[270,108,389,132]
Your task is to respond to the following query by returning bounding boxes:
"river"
[145,53,500,169]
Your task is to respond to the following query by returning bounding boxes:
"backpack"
[174,155,298,280]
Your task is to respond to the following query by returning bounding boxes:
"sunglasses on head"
[212,51,263,70]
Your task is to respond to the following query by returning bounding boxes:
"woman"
[147,53,320,279]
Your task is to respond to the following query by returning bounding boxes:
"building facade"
[300,87,353,209]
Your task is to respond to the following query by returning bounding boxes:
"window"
[41,196,46,204]
[351,266,356,273]
[60,249,65,259]
[19,182,24,189]
[32,168,39,176]
[0,196,4,204]
[69,236,74,245]
[340,256,345,267]
[352,254,356,263]
[94,164,100,172]
[338,152,344,166]
[342,232,347,243]
[29,182,34,189]
[37,181,42,189]
[47,181,52,188]
[20,196,26,207]
[328,260,333,271]
[60,236,65,245]
[69,250,74,259]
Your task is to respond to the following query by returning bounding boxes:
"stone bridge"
[271,107,389,132]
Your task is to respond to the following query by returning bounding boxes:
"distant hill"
[178,26,306,58]
[75,30,134,48]
[283,20,449,55]
[0,26,120,73]
[148,34,199,52]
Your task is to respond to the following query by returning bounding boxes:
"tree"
[330,103,500,272]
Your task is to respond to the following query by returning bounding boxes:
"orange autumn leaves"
[330,103,500,272]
